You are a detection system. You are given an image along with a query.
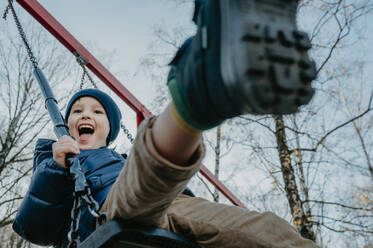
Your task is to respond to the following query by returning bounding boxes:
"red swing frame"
[16,0,246,209]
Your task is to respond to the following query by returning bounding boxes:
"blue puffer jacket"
[13,139,125,247]
[13,139,195,247]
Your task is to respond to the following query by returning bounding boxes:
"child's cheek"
[67,118,77,138]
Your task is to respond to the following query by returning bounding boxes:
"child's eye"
[94,110,104,114]
[72,109,82,113]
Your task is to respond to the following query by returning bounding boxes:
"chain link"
[79,70,86,90]
[2,4,10,20]
[4,0,38,68]
[82,187,106,224]
[67,188,107,247]
[79,64,98,89]
[74,52,98,89]
[68,193,82,248]
[121,122,134,144]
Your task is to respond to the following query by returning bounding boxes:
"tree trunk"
[292,115,313,232]
[274,115,316,241]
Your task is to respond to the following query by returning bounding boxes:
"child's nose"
[81,111,92,119]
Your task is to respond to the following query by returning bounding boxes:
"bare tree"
[271,0,373,243]
[0,225,33,248]
[232,0,373,245]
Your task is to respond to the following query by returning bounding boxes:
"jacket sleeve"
[12,139,74,246]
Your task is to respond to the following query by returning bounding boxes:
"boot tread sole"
[220,0,316,114]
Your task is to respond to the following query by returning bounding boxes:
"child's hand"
[52,135,80,168]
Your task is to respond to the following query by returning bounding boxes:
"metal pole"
[33,67,88,192]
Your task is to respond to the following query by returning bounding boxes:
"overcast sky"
[35,0,373,105]
[37,0,194,105]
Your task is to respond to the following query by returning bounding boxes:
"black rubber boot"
[168,0,316,130]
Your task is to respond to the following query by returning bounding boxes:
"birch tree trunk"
[274,115,316,241]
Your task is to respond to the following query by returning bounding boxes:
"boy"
[13,0,318,247]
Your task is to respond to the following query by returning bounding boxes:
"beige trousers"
[102,117,319,248]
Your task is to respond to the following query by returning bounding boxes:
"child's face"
[67,96,110,150]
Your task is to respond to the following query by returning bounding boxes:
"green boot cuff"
[168,77,224,131]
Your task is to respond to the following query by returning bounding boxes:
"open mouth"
[78,124,94,136]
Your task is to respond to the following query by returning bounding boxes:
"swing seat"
[78,219,200,248]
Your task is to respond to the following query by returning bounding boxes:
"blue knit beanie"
[65,89,122,145]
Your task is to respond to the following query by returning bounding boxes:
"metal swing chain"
[3,2,105,246]
[121,123,134,144]
[2,3,10,19]
[66,188,106,247]
[68,189,106,248]
[3,0,38,69]
[79,71,87,89]
[82,187,106,222]
[68,194,82,248]
[74,52,98,89]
